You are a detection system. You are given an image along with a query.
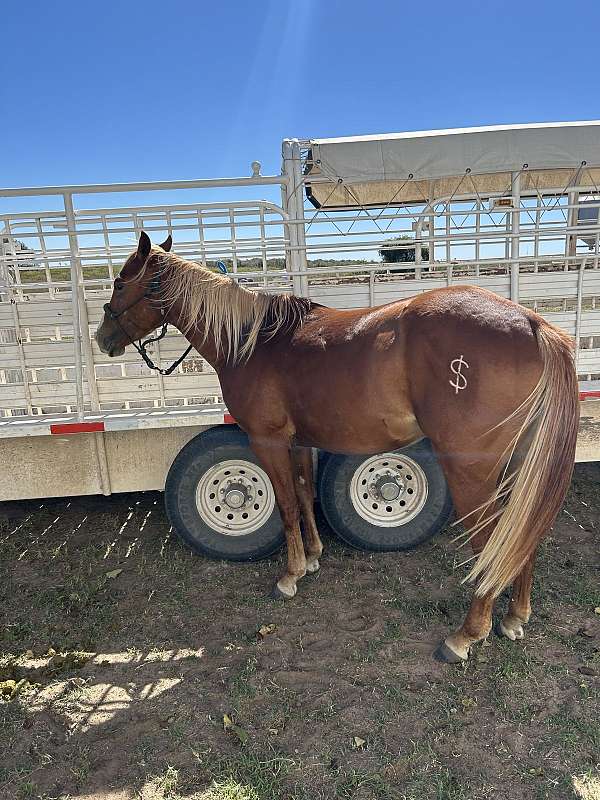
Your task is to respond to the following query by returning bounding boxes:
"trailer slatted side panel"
[1,196,290,417]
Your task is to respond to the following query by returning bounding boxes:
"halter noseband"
[103,271,193,376]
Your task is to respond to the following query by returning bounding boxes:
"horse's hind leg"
[293,446,323,573]
[249,437,307,599]
[434,464,500,663]
[436,593,496,664]
[499,553,536,641]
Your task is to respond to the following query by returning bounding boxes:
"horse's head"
[95,231,172,357]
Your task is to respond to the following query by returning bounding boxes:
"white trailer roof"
[305,121,600,209]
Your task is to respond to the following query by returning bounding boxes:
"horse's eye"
[115,279,124,291]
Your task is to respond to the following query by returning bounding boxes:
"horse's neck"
[176,315,225,370]
[164,293,232,372]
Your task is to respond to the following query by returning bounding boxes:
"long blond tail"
[464,321,579,598]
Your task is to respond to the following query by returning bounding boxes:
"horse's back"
[300,284,537,342]
[403,284,537,337]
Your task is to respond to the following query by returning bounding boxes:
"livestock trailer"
[2,122,600,557]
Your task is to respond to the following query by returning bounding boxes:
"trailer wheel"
[164,425,284,561]
[318,439,453,551]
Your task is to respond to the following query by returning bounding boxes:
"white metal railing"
[0,169,291,425]
[295,145,600,380]
[3,150,600,430]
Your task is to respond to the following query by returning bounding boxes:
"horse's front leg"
[292,446,323,574]
[249,437,306,599]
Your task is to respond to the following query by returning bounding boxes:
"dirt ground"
[1,465,599,800]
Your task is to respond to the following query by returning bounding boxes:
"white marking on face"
[449,354,469,394]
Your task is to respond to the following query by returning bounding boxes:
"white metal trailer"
[2,123,600,553]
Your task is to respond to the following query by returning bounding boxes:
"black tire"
[318,439,453,552]
[164,425,284,561]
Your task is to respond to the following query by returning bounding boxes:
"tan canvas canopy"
[304,121,600,209]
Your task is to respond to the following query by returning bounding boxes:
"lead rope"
[106,297,194,376]
[131,323,194,376]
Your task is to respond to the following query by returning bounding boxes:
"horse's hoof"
[270,585,287,600]
[270,583,296,601]
[495,618,525,641]
[305,558,320,574]
[433,640,468,664]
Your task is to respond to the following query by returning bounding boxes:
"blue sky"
[2,0,600,190]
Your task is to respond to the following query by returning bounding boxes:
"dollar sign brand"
[449,355,469,394]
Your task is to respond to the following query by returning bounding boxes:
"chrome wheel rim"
[349,453,428,527]
[195,459,275,535]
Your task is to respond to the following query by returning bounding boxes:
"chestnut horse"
[96,232,579,663]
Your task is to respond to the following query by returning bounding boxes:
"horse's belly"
[293,404,423,455]
[283,346,422,453]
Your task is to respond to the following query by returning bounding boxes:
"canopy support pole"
[510,172,521,302]
[566,189,579,269]
[282,139,308,296]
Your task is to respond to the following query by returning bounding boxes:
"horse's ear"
[138,231,152,261]
[159,234,172,252]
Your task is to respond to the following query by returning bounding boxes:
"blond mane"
[152,250,311,363]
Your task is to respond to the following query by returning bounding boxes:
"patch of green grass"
[230,593,274,611]
[562,575,600,610]
[492,639,536,680]
[305,696,338,724]
[429,770,472,800]
[196,776,261,800]
[335,768,395,799]
[24,567,122,651]
[192,749,296,800]
[0,696,51,799]
[17,266,110,285]
[167,713,192,744]
[17,780,38,799]
[1,621,34,649]
[385,618,405,637]
[547,712,600,752]
[131,734,159,770]
[352,618,407,663]
[536,570,599,611]
[390,592,468,628]
[378,740,474,800]
[229,655,258,705]
[139,765,181,798]
[485,643,541,721]
[69,744,93,787]
[379,682,408,706]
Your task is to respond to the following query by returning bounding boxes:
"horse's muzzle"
[95,323,126,357]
